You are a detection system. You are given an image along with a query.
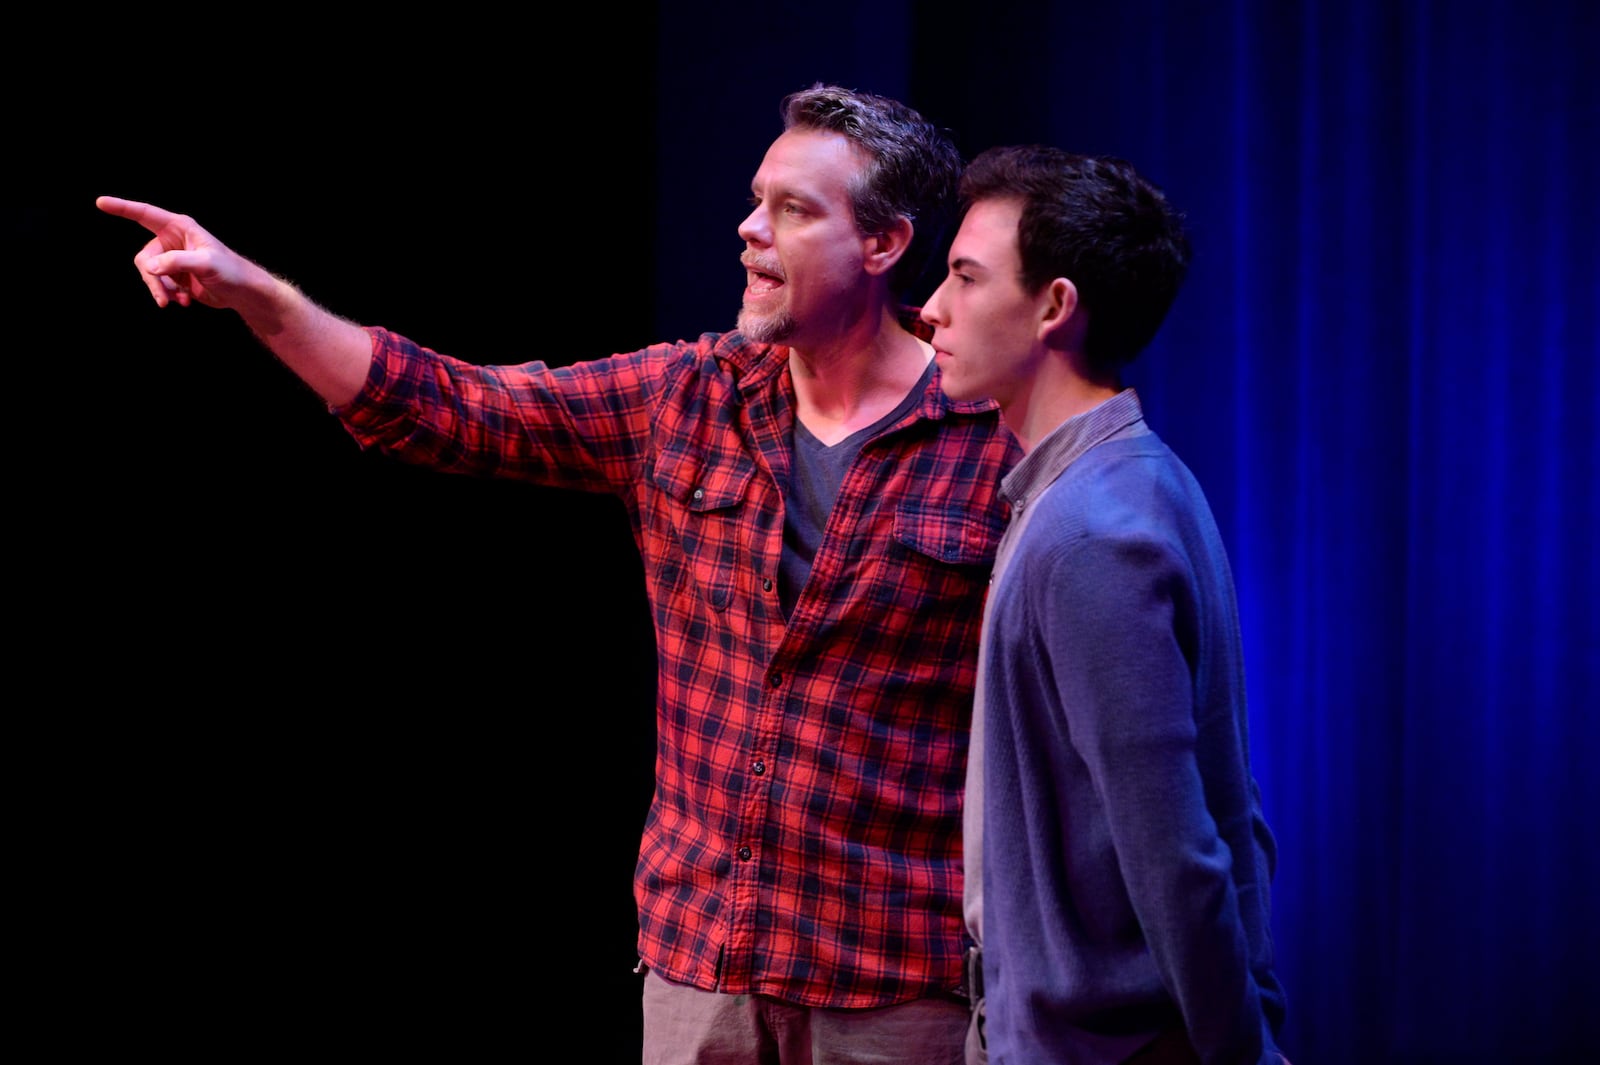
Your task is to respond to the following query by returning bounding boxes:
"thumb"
[145,249,211,277]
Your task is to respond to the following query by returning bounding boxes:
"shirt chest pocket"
[840,498,1007,630]
[892,500,1006,568]
[647,446,761,611]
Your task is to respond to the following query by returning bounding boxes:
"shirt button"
[693,488,704,501]
[762,577,773,592]
[752,760,766,776]
[768,672,782,688]
[738,846,753,861]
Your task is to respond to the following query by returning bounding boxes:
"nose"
[738,201,771,246]
[921,278,950,328]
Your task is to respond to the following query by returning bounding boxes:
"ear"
[1037,277,1082,344]
[862,215,915,278]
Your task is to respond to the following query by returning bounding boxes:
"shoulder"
[1020,436,1217,577]
[539,330,781,401]
[1034,435,1180,522]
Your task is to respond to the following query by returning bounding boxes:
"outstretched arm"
[97,196,373,407]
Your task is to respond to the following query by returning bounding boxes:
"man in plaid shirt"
[100,85,1019,1064]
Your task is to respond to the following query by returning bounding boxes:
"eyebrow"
[949,256,986,273]
[751,182,828,210]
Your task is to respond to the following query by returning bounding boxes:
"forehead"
[751,129,868,204]
[950,198,1024,270]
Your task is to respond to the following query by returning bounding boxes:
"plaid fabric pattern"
[340,319,1019,1007]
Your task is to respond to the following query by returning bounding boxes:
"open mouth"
[742,254,785,292]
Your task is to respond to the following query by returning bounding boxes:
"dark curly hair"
[781,83,963,295]
[961,145,1192,372]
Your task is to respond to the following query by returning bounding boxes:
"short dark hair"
[960,145,1191,371]
[781,83,962,295]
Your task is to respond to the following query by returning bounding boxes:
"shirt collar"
[999,388,1146,509]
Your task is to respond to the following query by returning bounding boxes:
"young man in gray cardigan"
[922,145,1289,1065]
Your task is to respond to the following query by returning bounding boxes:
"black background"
[27,16,669,1060]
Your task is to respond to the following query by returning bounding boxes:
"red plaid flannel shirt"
[339,318,1019,1007]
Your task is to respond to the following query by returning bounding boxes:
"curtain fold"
[903,1,1596,1060]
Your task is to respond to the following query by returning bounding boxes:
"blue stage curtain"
[897,2,1599,1061]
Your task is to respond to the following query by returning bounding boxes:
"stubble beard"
[738,305,798,345]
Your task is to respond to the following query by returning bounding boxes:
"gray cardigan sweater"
[976,398,1286,1065]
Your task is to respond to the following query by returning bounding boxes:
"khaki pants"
[641,966,969,1065]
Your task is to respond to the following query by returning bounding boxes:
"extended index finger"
[95,195,181,234]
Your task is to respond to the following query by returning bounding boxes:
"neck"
[1004,350,1120,453]
[789,303,931,445]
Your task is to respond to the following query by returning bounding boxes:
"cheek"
[971,300,1004,338]
[819,255,866,291]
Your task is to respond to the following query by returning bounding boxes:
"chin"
[738,306,798,344]
[936,372,974,403]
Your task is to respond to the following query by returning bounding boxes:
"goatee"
[738,306,798,344]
